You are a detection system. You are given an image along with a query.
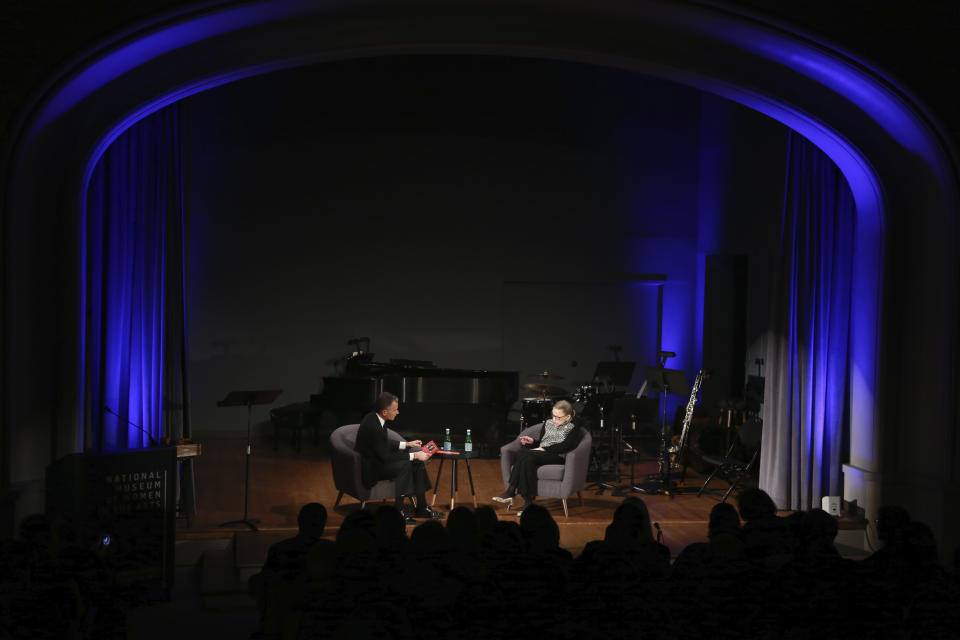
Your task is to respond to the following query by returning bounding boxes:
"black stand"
[586,405,622,493]
[218,389,282,531]
[633,367,687,497]
[606,397,645,496]
[584,361,636,494]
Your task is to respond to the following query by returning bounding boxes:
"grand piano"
[310,357,519,454]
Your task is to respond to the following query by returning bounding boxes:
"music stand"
[592,361,636,388]
[745,375,765,415]
[218,389,282,531]
[633,367,687,496]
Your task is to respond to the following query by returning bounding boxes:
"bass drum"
[686,424,730,474]
[572,384,597,403]
[520,397,554,427]
[569,385,601,431]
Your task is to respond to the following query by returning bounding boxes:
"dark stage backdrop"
[181,56,785,432]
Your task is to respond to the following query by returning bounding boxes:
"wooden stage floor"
[182,429,754,558]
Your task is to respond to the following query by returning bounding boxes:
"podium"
[218,389,282,531]
[46,448,177,602]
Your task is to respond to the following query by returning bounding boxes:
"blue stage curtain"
[82,105,188,451]
[759,132,854,511]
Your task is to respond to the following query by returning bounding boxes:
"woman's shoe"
[491,494,513,506]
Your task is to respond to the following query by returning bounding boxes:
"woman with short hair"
[493,400,583,513]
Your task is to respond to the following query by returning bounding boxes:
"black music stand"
[218,389,282,531]
[592,361,636,389]
[583,361,636,493]
[634,367,687,496]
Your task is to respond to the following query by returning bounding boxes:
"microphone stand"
[633,365,688,497]
[104,406,160,447]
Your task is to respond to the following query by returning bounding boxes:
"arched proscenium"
[3,0,957,536]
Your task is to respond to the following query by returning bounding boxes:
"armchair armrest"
[558,428,592,496]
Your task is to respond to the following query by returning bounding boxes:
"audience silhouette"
[248,502,332,638]
[5,490,958,639]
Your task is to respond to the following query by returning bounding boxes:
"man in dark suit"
[354,391,444,524]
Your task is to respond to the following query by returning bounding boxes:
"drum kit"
[514,360,761,501]
[519,371,604,428]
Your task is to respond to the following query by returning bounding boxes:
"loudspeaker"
[701,255,748,411]
[821,495,842,516]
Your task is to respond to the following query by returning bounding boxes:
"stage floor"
[181,428,754,558]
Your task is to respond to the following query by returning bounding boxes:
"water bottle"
[444,428,452,451]
[464,429,473,453]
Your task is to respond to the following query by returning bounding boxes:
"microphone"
[346,337,367,345]
[653,521,663,543]
[659,351,676,358]
[104,406,159,447]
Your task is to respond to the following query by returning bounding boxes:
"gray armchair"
[330,423,402,509]
[499,424,592,517]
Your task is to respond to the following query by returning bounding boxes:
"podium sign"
[46,447,177,602]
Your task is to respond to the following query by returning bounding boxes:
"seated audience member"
[446,506,480,554]
[249,503,330,635]
[473,505,499,542]
[373,504,408,553]
[899,521,960,637]
[11,515,87,637]
[797,508,842,560]
[572,498,671,638]
[405,519,452,579]
[953,543,960,585]
[405,520,460,632]
[782,510,806,555]
[264,503,329,575]
[333,509,378,570]
[862,504,911,573]
[486,504,574,635]
[899,521,946,584]
[480,520,526,573]
[764,509,861,637]
[519,504,571,560]
[407,519,449,554]
[671,501,744,578]
[371,505,409,588]
[737,488,792,568]
[669,503,752,640]
[578,497,670,574]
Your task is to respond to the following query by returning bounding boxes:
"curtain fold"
[759,132,854,511]
[82,105,189,451]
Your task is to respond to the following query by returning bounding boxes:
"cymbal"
[522,383,567,396]
[527,371,565,381]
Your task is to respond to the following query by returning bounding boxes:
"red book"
[421,441,459,455]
